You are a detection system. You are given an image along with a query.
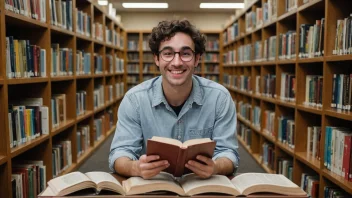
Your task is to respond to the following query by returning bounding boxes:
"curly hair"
[148,19,206,56]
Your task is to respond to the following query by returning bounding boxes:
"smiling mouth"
[169,70,186,74]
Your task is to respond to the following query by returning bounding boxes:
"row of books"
[52,94,67,129]
[50,0,73,31]
[142,64,155,73]
[204,65,219,73]
[262,142,275,170]
[205,40,219,51]
[262,74,276,98]
[205,75,219,82]
[252,106,261,129]
[94,54,103,74]
[333,14,352,56]
[237,122,252,149]
[142,40,149,51]
[143,53,154,62]
[331,74,352,111]
[128,40,139,51]
[6,37,46,78]
[203,53,219,62]
[76,90,87,116]
[277,158,293,181]
[115,82,124,98]
[76,51,91,75]
[92,22,103,41]
[285,0,297,12]
[245,8,263,32]
[51,44,73,77]
[8,98,49,148]
[307,126,321,160]
[223,49,236,65]
[52,140,72,177]
[77,125,90,158]
[299,19,325,58]
[127,53,139,61]
[324,126,352,182]
[106,85,113,102]
[93,85,105,109]
[263,110,275,136]
[127,64,140,73]
[127,76,139,84]
[12,160,47,198]
[93,111,114,141]
[223,22,239,45]
[280,73,296,102]
[278,31,297,60]
[277,117,295,149]
[304,75,323,108]
[5,0,47,22]
[301,173,319,198]
[237,44,252,64]
[76,9,91,37]
[238,101,251,121]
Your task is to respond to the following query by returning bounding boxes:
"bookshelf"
[0,0,126,197]
[222,0,352,196]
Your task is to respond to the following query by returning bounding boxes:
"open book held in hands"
[40,172,307,197]
[146,136,216,177]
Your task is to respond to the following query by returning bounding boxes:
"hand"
[136,154,169,179]
[185,155,217,179]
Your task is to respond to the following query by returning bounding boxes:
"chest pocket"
[189,126,214,138]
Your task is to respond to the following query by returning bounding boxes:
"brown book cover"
[147,136,216,177]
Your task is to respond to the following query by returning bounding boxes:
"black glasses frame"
[158,48,196,62]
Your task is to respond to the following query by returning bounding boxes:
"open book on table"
[147,136,216,177]
[39,171,307,196]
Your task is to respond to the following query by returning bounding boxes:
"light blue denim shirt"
[109,75,239,174]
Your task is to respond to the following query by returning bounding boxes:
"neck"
[162,79,193,106]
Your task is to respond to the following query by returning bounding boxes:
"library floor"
[77,134,265,174]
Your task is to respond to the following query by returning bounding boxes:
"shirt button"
[178,136,181,140]
[178,120,182,124]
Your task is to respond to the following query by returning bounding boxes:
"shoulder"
[194,76,230,97]
[125,76,159,99]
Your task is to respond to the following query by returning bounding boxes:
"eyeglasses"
[158,48,195,62]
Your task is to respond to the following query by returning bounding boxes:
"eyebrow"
[159,46,193,51]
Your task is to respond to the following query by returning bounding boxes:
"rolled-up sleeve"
[212,92,240,174]
[108,94,143,172]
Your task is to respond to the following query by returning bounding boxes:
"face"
[154,32,200,88]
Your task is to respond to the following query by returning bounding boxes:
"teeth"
[170,70,183,74]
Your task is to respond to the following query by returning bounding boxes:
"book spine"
[174,148,186,177]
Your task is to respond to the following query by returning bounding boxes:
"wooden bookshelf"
[0,0,126,197]
[222,0,352,196]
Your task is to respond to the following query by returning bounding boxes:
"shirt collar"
[152,75,203,107]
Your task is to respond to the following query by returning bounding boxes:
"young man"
[109,19,239,179]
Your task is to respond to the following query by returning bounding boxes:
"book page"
[48,171,92,195]
[85,172,121,187]
[151,136,182,147]
[180,174,239,196]
[123,172,184,195]
[183,138,212,147]
[231,173,298,194]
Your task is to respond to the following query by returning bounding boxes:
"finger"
[196,155,213,165]
[140,155,160,163]
[140,160,169,170]
[185,163,209,178]
[187,159,208,171]
[141,163,170,179]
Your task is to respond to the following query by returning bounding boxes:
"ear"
[153,53,160,67]
[194,54,201,67]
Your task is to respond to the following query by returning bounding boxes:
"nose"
[171,52,183,66]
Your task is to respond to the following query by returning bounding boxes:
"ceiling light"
[98,0,108,6]
[200,3,244,9]
[122,3,168,8]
